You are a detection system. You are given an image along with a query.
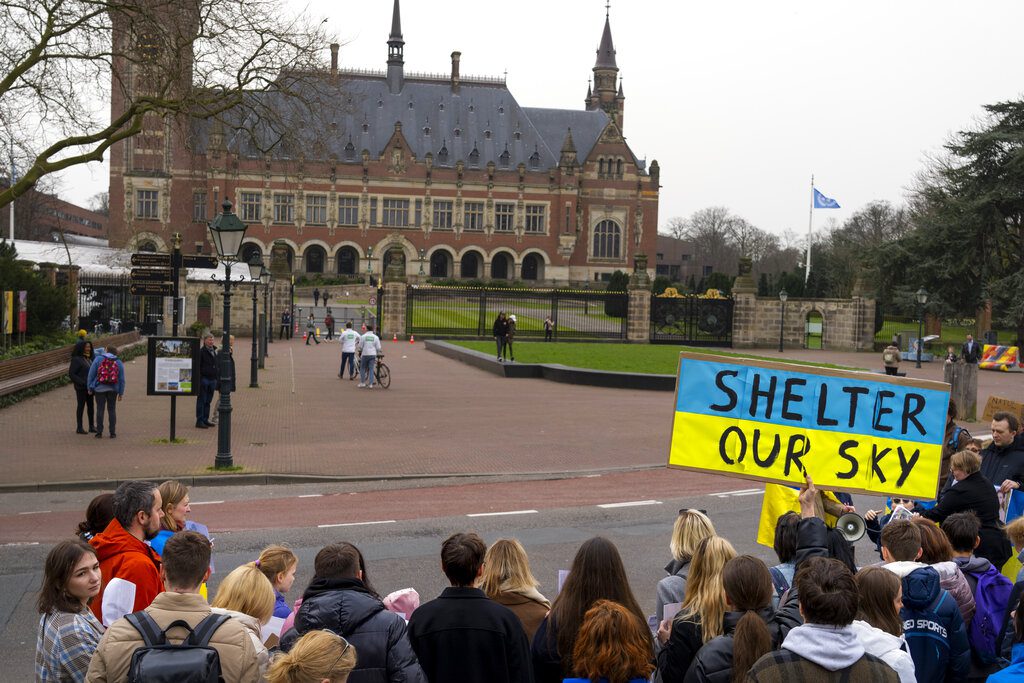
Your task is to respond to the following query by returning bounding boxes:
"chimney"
[451,51,461,93]
[330,43,339,75]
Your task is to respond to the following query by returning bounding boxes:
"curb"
[424,340,677,391]
[0,464,665,494]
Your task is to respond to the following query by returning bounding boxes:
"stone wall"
[732,290,876,351]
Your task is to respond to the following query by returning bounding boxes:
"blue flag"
[813,188,840,209]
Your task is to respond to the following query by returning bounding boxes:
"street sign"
[182,255,219,269]
[131,268,172,282]
[130,282,174,296]
[131,252,171,267]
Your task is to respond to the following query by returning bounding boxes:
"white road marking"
[190,501,224,506]
[289,348,296,394]
[18,510,51,515]
[298,494,323,498]
[707,488,762,497]
[597,500,662,509]
[318,520,396,528]
[2,542,39,546]
[466,509,538,517]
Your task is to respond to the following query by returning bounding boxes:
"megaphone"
[835,512,866,543]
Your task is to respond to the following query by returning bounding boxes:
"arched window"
[429,251,452,278]
[521,253,543,280]
[460,251,482,279]
[336,246,359,275]
[593,220,621,259]
[598,159,606,177]
[616,159,623,177]
[240,243,262,266]
[490,253,510,280]
[304,245,326,273]
[138,240,158,252]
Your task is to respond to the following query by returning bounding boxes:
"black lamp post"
[260,267,271,365]
[207,199,248,469]
[419,247,426,275]
[247,253,262,388]
[778,289,788,352]
[366,245,374,276]
[915,287,928,369]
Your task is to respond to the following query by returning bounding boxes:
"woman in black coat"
[68,341,95,434]
[922,449,1011,569]
[492,312,509,362]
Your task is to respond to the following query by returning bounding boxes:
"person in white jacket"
[357,324,382,388]
[852,566,916,683]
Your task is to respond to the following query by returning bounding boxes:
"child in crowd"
[257,545,300,619]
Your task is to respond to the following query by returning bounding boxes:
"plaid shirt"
[35,608,104,682]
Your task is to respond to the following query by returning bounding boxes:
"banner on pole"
[17,290,27,333]
[2,291,11,334]
[668,352,950,500]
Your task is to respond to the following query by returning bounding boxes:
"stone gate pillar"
[627,254,651,343]
[381,251,408,339]
[731,257,757,348]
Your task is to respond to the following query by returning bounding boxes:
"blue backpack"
[963,563,1013,663]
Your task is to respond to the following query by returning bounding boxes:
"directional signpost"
[131,252,171,267]
[129,282,174,296]
[182,255,219,269]
[130,268,173,283]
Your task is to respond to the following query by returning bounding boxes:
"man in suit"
[962,334,982,363]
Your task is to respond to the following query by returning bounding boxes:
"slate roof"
[204,72,612,172]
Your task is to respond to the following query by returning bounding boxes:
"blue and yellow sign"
[669,353,950,500]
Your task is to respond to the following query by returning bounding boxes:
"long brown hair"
[913,517,954,563]
[570,600,655,683]
[723,556,773,683]
[855,566,902,636]
[38,540,97,615]
[548,537,650,674]
[76,493,114,540]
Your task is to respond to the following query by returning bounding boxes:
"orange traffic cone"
[393,333,397,342]
[302,331,307,340]
[409,334,415,344]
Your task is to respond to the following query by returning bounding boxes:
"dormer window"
[469,144,480,166]
[408,101,414,109]
[454,127,462,138]
[529,149,540,169]
[439,102,445,111]
[498,105,505,115]
[377,98,383,108]
[362,122,369,133]
[438,141,449,164]
[514,131,521,141]
[484,130,492,140]
[345,140,355,161]
[423,125,431,136]
[499,145,510,167]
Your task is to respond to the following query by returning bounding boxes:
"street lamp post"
[247,254,262,388]
[207,199,248,469]
[778,289,788,352]
[419,247,425,276]
[260,268,271,366]
[915,287,928,369]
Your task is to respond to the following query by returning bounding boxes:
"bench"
[0,331,141,397]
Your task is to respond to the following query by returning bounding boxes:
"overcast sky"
[58,0,1024,237]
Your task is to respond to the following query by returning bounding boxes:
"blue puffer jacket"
[280,577,425,683]
[886,561,969,682]
[988,642,1024,682]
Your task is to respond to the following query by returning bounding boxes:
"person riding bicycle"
[356,324,382,388]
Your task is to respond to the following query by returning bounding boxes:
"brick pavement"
[1,339,1018,487]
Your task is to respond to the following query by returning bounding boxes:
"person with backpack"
[85,531,260,683]
[879,520,970,682]
[940,511,1013,678]
[882,342,901,376]
[990,592,1024,682]
[922,450,1012,570]
[325,312,335,341]
[87,345,125,439]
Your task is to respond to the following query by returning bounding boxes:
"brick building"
[107,1,659,285]
[0,179,107,241]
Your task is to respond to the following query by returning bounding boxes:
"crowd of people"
[37,409,1024,682]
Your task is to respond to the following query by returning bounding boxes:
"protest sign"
[668,352,950,500]
[982,395,1024,424]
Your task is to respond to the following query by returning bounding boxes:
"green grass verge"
[205,465,246,473]
[449,341,865,374]
[151,437,190,445]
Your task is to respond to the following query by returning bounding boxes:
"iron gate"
[78,273,164,334]
[650,296,733,346]
[406,286,628,340]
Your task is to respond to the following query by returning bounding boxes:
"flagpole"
[805,174,814,284]
[8,139,14,242]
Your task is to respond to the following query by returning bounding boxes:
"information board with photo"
[147,336,200,396]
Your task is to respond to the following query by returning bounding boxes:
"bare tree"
[0,0,333,208]
[88,191,109,216]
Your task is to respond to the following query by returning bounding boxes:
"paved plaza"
[0,338,1017,488]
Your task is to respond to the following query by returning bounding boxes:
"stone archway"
[491,252,512,280]
[805,310,824,349]
[521,253,544,281]
[460,251,484,279]
[430,250,453,278]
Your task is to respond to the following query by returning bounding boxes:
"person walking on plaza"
[357,324,381,387]
[69,340,96,434]
[339,322,360,380]
[280,309,292,340]
[87,345,125,439]
[505,314,517,362]
[492,311,509,362]
[408,532,531,683]
[306,313,320,345]
[196,333,217,428]
[89,481,164,626]
[86,531,261,683]
[322,289,330,308]
[36,540,105,683]
[543,315,554,342]
[314,287,321,307]
[325,311,335,341]
[882,341,901,376]
[962,333,982,364]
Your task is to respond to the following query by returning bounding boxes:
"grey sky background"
[58,0,1024,237]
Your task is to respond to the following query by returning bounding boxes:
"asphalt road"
[0,476,887,681]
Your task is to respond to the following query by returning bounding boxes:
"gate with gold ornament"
[649,289,733,346]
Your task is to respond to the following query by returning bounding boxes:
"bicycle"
[374,355,391,389]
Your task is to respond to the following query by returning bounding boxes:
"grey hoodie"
[782,623,866,671]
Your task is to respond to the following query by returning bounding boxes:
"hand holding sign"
[798,474,818,519]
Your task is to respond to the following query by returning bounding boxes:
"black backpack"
[125,610,231,683]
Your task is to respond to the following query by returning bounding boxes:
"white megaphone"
[835,512,866,543]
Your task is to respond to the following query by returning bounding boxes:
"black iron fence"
[650,295,733,346]
[406,286,628,340]
[78,273,164,334]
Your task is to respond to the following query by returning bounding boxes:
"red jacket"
[90,519,163,626]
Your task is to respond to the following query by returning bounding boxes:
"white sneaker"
[357,383,365,388]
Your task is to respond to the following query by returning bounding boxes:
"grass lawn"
[449,341,866,374]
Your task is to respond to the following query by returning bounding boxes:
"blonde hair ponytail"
[268,630,357,683]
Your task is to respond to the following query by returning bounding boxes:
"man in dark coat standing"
[962,334,982,364]
[408,532,533,683]
[195,333,218,428]
[981,412,1024,497]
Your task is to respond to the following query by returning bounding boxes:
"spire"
[594,5,617,70]
[561,127,576,154]
[386,0,404,93]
